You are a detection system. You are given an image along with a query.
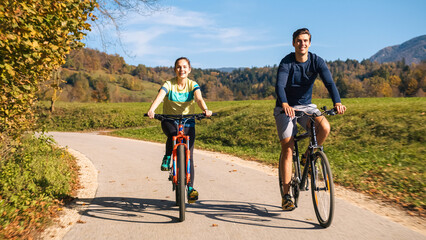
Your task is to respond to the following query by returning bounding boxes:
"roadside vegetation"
[38,98,425,216]
[0,134,79,239]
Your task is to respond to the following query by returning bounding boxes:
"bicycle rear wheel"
[310,151,334,228]
[278,152,300,207]
[278,153,284,197]
[177,145,186,222]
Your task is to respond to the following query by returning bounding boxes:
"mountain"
[369,35,426,65]
[212,67,238,73]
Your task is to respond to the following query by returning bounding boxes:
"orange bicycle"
[145,113,216,222]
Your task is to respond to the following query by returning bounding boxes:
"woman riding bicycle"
[147,57,212,203]
[274,28,346,211]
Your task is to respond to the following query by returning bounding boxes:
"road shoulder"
[40,148,98,240]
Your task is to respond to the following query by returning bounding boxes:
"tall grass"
[36,101,155,131]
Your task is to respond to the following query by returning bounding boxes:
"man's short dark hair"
[292,28,311,43]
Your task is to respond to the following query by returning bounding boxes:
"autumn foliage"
[0,0,97,141]
[50,48,425,104]
[0,1,96,238]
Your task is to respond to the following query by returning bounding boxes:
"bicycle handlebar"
[283,106,336,118]
[321,106,337,116]
[144,112,217,121]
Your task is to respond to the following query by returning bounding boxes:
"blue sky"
[83,0,426,69]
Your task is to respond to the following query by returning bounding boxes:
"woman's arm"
[147,89,167,118]
[194,89,212,117]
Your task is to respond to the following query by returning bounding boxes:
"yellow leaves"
[0,0,97,136]
[5,33,17,41]
[3,64,15,77]
[29,40,39,50]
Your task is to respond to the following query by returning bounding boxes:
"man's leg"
[314,116,330,146]
[280,136,296,211]
[280,137,294,195]
[274,106,297,210]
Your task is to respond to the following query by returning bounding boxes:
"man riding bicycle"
[147,57,212,203]
[274,28,346,211]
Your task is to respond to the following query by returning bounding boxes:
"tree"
[363,76,392,97]
[0,0,97,142]
[91,0,160,53]
[49,68,64,112]
[389,75,402,97]
[67,72,91,101]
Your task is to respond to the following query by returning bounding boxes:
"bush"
[0,133,78,239]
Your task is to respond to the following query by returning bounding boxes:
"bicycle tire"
[310,151,334,228]
[278,153,284,197]
[291,152,301,207]
[177,145,186,222]
[278,152,300,207]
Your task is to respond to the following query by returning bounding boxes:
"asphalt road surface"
[49,132,425,240]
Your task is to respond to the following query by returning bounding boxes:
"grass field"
[39,98,425,214]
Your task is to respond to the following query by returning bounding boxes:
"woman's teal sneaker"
[187,187,198,203]
[161,155,171,171]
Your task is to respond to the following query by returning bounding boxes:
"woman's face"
[174,59,191,80]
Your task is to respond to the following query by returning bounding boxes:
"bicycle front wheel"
[177,145,186,222]
[310,151,334,228]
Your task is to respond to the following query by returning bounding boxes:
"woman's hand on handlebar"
[203,109,213,117]
[147,109,155,119]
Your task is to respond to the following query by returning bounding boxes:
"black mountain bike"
[278,106,336,228]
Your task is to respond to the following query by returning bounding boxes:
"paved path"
[49,132,425,240]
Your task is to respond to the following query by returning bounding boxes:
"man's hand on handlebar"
[282,103,295,118]
[334,103,346,115]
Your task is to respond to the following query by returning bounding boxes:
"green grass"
[36,101,156,131]
[110,80,160,102]
[37,98,426,213]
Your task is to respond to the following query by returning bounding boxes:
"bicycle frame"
[293,115,323,192]
[171,119,191,185]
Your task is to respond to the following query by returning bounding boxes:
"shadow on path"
[72,197,321,229]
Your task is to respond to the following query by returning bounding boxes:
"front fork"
[171,135,191,185]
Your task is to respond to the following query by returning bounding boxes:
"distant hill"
[212,67,238,73]
[369,35,426,65]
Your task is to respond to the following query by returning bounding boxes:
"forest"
[37,48,426,103]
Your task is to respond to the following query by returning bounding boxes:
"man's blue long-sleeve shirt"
[275,52,341,107]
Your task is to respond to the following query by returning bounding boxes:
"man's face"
[293,33,311,55]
